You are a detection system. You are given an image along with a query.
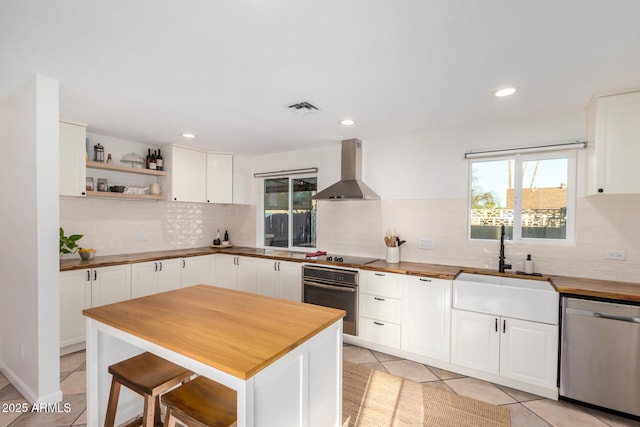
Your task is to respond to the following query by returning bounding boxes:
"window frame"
[468,149,577,245]
[260,174,317,251]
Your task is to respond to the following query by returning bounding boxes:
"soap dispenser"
[524,254,534,274]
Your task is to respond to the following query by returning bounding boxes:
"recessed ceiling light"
[182,132,196,139]
[340,119,356,126]
[493,87,519,97]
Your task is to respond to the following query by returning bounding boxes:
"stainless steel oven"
[302,264,358,335]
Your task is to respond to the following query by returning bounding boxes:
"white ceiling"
[1,1,639,155]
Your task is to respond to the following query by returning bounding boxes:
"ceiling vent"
[287,101,319,115]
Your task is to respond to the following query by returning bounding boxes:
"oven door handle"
[304,281,356,293]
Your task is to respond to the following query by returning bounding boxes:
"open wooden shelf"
[86,191,166,201]
[86,161,167,176]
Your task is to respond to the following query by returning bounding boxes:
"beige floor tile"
[343,345,377,364]
[496,383,546,403]
[444,377,516,406]
[360,361,387,372]
[381,359,438,382]
[523,399,609,427]
[428,365,466,380]
[0,384,24,401]
[0,399,29,426]
[583,407,640,427]
[371,350,401,362]
[60,351,86,373]
[73,409,87,425]
[503,402,551,427]
[60,371,86,396]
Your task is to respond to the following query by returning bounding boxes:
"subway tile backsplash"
[61,195,639,283]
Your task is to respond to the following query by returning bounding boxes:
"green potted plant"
[59,227,83,257]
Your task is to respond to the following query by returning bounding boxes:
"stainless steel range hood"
[313,139,380,200]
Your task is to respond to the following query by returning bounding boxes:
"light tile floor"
[1,345,639,426]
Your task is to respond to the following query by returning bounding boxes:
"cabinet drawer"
[360,293,401,323]
[360,270,403,298]
[359,317,401,348]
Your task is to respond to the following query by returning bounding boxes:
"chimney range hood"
[313,139,380,200]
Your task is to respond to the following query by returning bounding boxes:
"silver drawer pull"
[375,273,385,276]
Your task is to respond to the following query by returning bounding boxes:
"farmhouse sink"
[453,273,559,325]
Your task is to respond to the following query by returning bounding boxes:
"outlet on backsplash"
[418,238,435,249]
[605,249,626,261]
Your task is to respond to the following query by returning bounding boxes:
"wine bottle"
[149,149,157,170]
[156,149,163,171]
[146,149,151,169]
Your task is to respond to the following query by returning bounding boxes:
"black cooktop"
[305,253,378,266]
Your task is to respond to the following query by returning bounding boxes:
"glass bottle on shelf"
[156,149,163,171]
[146,149,151,169]
[149,149,157,170]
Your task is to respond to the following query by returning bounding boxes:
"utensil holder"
[386,247,400,263]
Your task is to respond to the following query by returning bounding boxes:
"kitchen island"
[83,285,345,426]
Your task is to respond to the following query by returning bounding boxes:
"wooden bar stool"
[104,352,193,427]
[162,376,237,427]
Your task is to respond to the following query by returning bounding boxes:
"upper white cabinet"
[586,90,640,195]
[59,121,87,197]
[402,276,451,362]
[206,153,233,204]
[163,145,233,203]
[167,145,208,202]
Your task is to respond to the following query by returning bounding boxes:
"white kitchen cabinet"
[181,254,216,287]
[206,153,233,204]
[60,269,92,354]
[401,276,451,361]
[162,146,234,204]
[450,309,558,389]
[586,90,640,195]
[215,254,256,292]
[59,121,87,197]
[358,270,403,348]
[167,145,207,202]
[131,259,181,298]
[59,264,131,354]
[90,264,132,307]
[255,259,301,302]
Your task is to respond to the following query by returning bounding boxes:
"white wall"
[262,109,640,283]
[0,75,62,403]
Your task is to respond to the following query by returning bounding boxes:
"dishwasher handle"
[594,312,640,324]
[565,306,640,323]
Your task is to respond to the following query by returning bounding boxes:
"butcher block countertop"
[63,246,640,302]
[83,285,345,379]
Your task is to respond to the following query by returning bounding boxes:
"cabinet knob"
[598,188,604,193]
[81,192,86,196]
[174,197,177,200]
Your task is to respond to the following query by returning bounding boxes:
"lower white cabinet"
[216,254,256,292]
[255,259,301,302]
[181,255,216,287]
[60,269,92,351]
[131,259,181,298]
[401,276,451,361]
[60,264,131,353]
[358,270,403,348]
[450,309,558,389]
[89,265,132,307]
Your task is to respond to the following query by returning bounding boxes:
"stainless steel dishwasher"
[560,296,640,418]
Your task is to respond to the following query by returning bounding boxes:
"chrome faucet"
[498,224,512,273]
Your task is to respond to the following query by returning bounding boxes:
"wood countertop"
[83,285,345,380]
[63,246,640,302]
